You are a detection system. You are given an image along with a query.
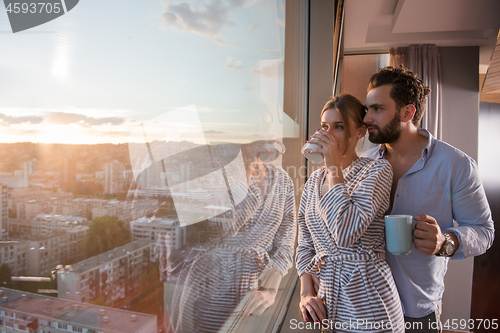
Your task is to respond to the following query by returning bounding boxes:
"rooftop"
[131,217,178,226]
[0,288,156,333]
[64,240,154,274]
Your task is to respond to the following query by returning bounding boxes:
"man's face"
[364,85,402,144]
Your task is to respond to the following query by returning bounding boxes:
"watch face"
[444,242,454,255]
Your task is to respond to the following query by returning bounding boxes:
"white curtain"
[390,44,442,140]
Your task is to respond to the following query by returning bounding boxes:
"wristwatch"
[435,232,456,257]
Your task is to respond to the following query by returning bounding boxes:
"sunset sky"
[0,0,291,144]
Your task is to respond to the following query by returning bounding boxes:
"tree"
[0,264,12,285]
[83,215,132,258]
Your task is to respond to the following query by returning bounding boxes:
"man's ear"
[401,104,416,124]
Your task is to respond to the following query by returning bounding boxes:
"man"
[362,66,495,332]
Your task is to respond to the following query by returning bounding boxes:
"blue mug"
[384,215,415,255]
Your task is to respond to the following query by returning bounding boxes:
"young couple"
[296,66,494,332]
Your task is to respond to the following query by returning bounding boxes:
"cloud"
[252,60,282,78]
[258,48,281,57]
[47,112,125,128]
[93,130,136,138]
[160,0,258,46]
[196,106,214,113]
[0,113,44,126]
[10,129,39,136]
[205,130,225,134]
[225,56,244,70]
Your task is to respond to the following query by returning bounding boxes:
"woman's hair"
[320,93,366,155]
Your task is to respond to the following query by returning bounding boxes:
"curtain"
[389,44,442,140]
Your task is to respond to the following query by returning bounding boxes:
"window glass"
[0,1,304,333]
[341,54,390,104]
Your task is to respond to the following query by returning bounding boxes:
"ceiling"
[344,0,500,72]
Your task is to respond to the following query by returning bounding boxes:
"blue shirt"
[362,129,495,318]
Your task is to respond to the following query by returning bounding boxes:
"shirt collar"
[376,128,435,161]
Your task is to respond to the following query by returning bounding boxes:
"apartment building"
[8,189,72,213]
[9,190,73,222]
[0,186,7,240]
[15,201,50,224]
[0,288,157,333]
[0,174,27,190]
[51,198,102,219]
[57,240,157,305]
[104,161,125,195]
[91,200,157,223]
[31,215,87,235]
[0,242,27,277]
[26,226,89,277]
[130,217,186,250]
[61,157,76,192]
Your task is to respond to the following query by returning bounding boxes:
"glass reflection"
[0,0,291,332]
[159,139,296,333]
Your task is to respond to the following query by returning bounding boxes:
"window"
[1,0,310,333]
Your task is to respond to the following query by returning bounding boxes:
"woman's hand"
[247,289,277,316]
[299,294,327,323]
[308,129,344,186]
[299,273,327,323]
[308,129,341,170]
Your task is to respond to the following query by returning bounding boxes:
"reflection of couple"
[168,140,296,333]
[297,67,494,333]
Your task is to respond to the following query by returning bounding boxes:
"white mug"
[301,143,323,164]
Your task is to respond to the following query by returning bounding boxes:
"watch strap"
[436,232,456,257]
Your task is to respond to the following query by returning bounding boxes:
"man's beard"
[366,111,402,144]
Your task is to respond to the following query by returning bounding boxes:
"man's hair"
[368,66,431,127]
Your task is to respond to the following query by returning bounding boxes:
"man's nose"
[363,109,373,124]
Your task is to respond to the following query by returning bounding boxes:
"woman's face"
[321,108,361,155]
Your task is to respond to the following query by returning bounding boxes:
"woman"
[296,94,404,332]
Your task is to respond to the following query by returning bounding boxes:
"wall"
[440,47,479,160]
[472,101,500,325]
[439,46,479,328]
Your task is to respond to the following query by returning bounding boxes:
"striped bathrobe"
[170,164,297,333]
[296,157,404,333]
